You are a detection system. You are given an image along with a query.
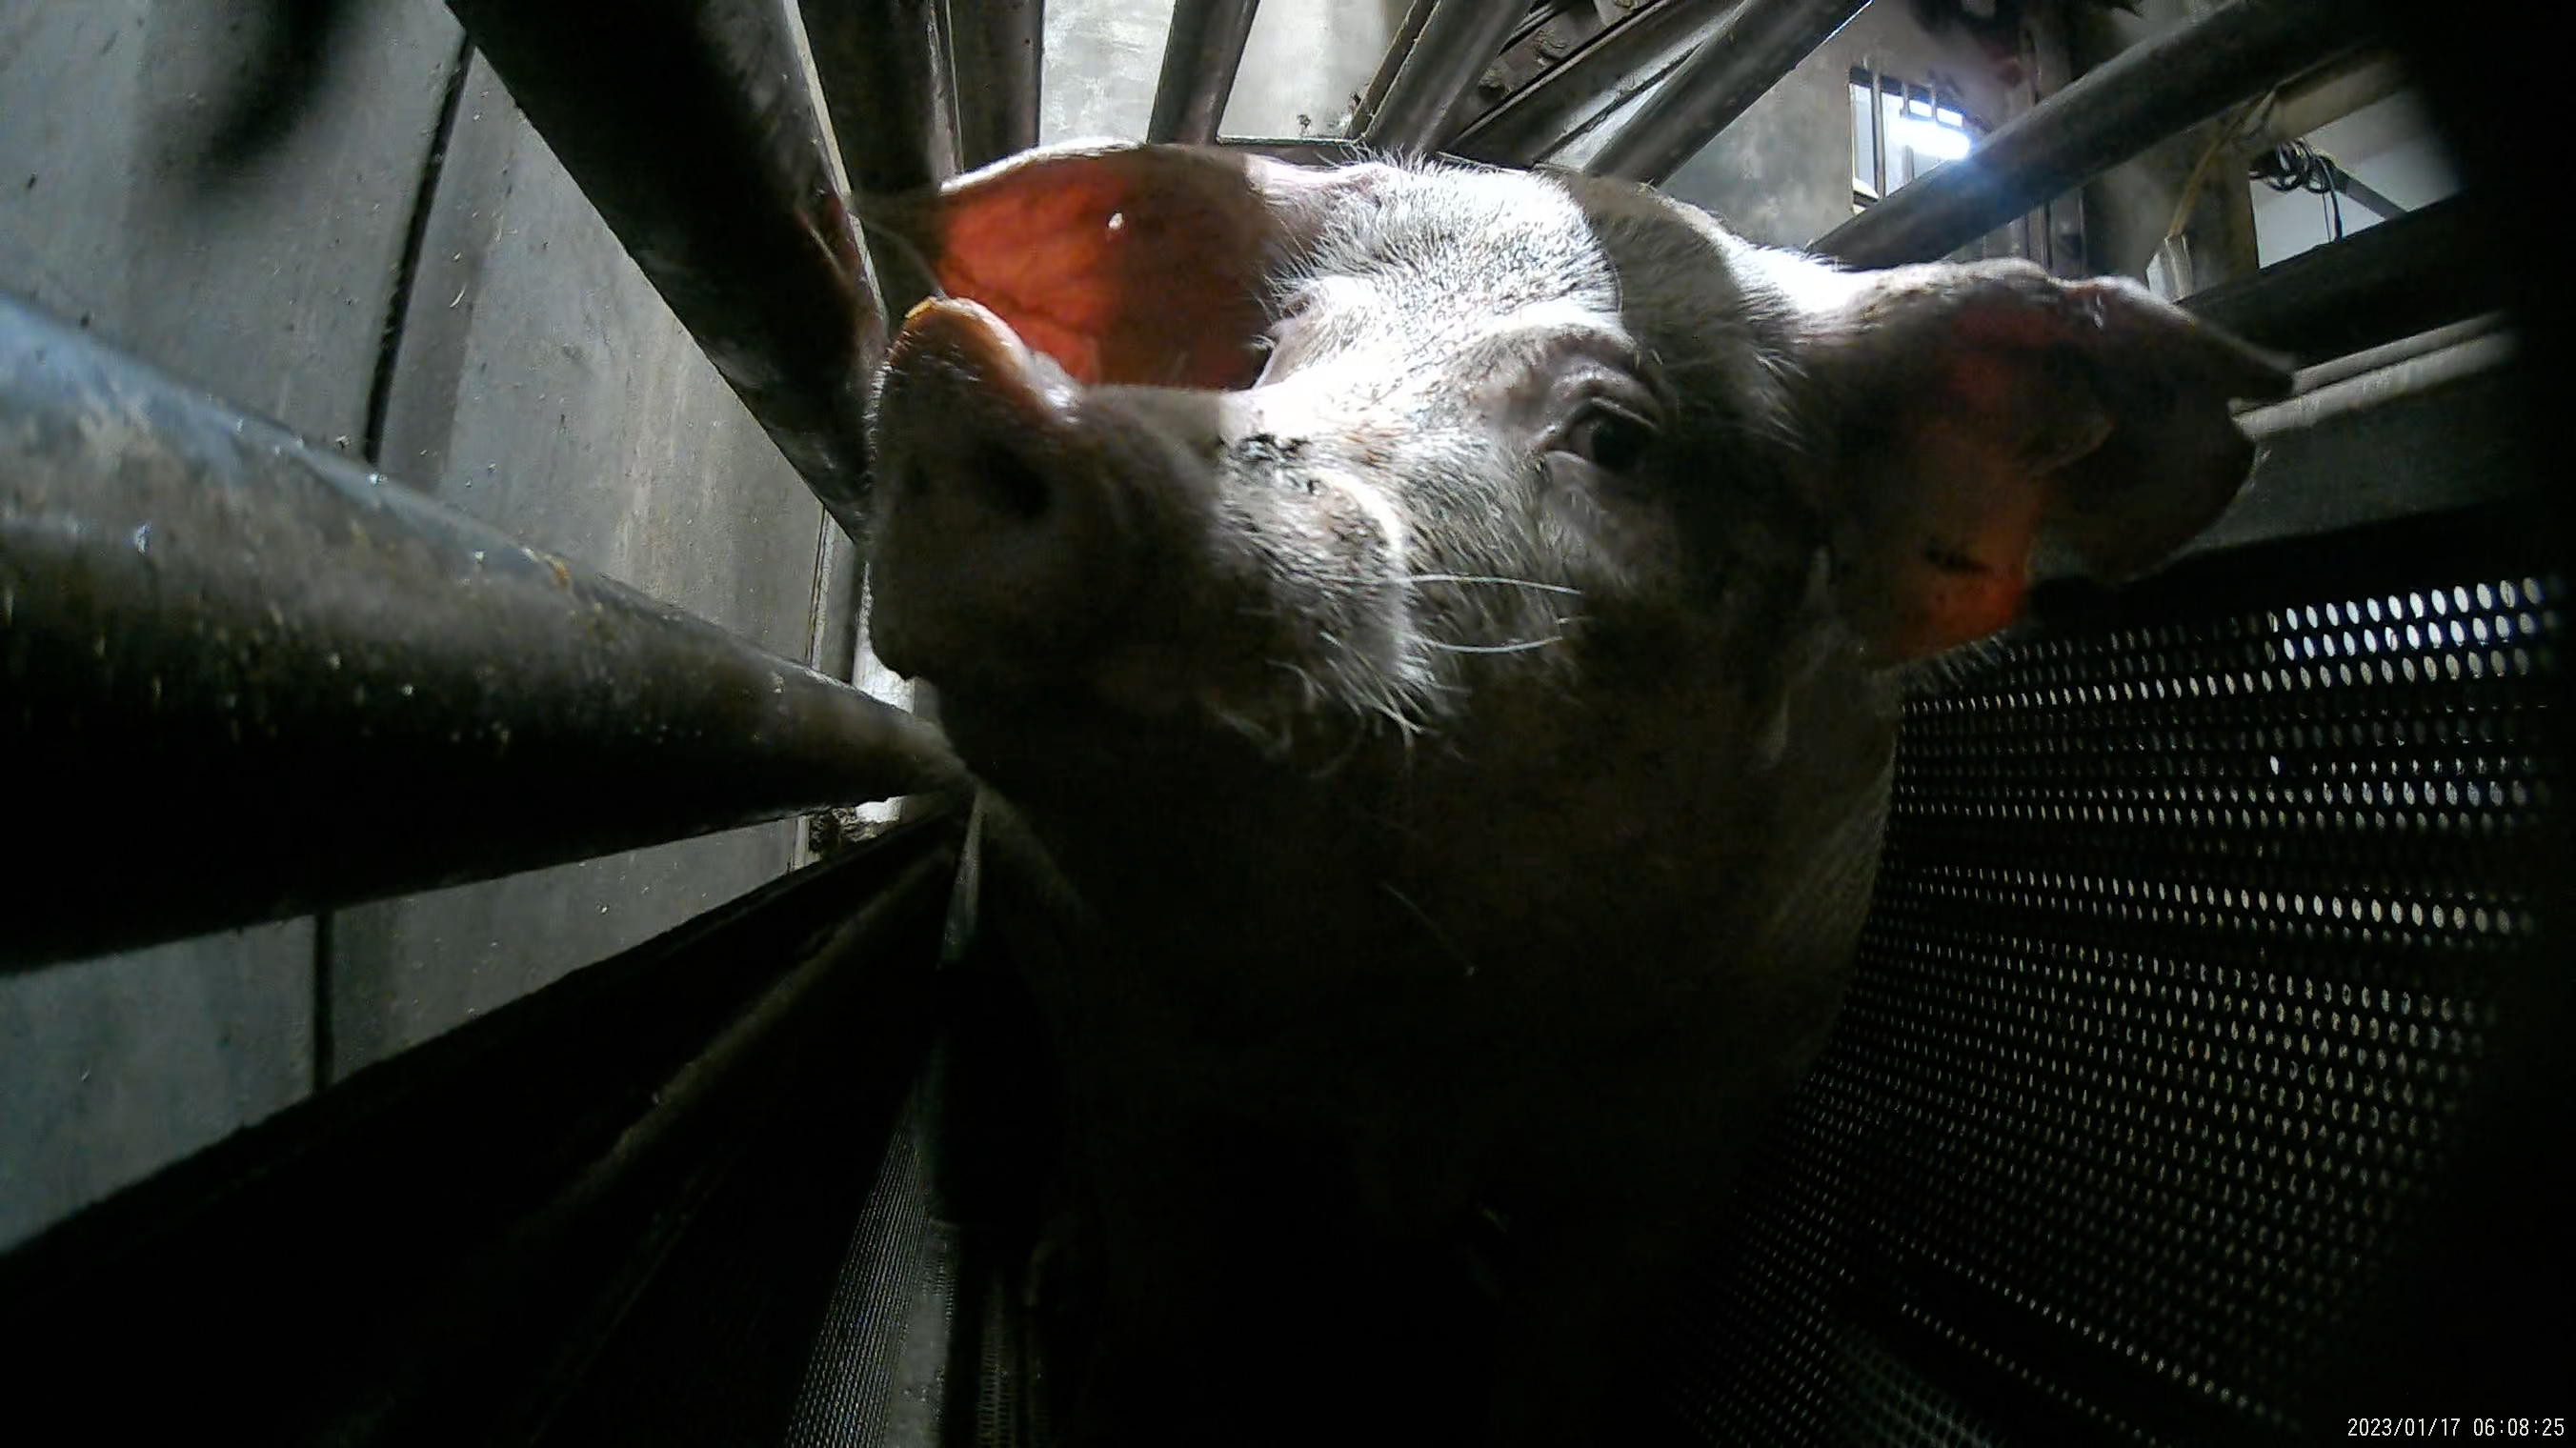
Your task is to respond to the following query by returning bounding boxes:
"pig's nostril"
[972,442,1052,519]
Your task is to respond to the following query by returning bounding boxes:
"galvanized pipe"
[1815,0,2364,269]
[443,0,880,538]
[1581,0,1867,184]
[946,0,1044,170]
[1452,0,1739,167]
[1148,0,1264,144]
[1357,0,1527,154]
[0,294,962,971]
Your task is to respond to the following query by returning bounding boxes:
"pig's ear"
[1787,258,2293,662]
[878,143,1380,390]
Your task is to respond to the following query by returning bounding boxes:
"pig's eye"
[1558,404,1655,474]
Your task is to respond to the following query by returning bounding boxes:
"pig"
[862,142,2291,1446]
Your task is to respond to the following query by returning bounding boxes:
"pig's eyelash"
[1402,573,1583,597]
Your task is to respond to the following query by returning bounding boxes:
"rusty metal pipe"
[0,294,961,971]
[444,0,881,536]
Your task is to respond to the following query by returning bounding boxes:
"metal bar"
[1580,0,1867,184]
[0,293,962,972]
[1221,136,1375,167]
[1815,0,2364,269]
[1438,2,1614,143]
[442,0,879,538]
[1349,0,1439,139]
[2327,161,2406,223]
[2235,329,2515,443]
[1357,0,1528,154]
[805,0,957,196]
[2255,49,2405,146]
[331,846,957,1441]
[0,814,958,1442]
[1147,0,1264,144]
[1452,0,1737,166]
[1868,61,1887,206]
[946,0,1044,170]
[2180,332,2528,559]
[2267,312,2504,398]
[2180,196,2492,363]
[807,509,867,678]
[803,0,957,331]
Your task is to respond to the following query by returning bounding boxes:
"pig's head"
[861,142,2289,1446]
[862,142,2288,1125]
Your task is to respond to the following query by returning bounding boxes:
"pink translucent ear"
[908,144,1350,391]
[1798,262,2294,662]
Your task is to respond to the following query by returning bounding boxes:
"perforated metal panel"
[1655,508,2563,1444]
[790,1054,963,1448]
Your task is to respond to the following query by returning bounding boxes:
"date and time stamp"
[2349,1412,2566,1421]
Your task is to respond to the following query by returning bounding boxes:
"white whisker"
[1403,573,1583,597]
[1424,636,1565,654]
[1380,883,1476,976]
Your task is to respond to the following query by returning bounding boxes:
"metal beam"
[1581,0,1868,184]
[1349,0,1439,139]
[1220,136,1373,167]
[2181,323,2526,560]
[441,0,878,538]
[803,0,959,328]
[946,0,1044,170]
[805,0,957,196]
[0,294,962,971]
[1452,0,1738,167]
[2180,198,2495,364]
[1357,0,1527,154]
[1815,0,2365,270]
[1148,0,1264,144]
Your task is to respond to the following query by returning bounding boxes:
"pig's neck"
[956,604,1902,1116]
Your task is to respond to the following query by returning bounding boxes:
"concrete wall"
[0,0,839,1248]
[327,52,821,1074]
[1222,0,1411,139]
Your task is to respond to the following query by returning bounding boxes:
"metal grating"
[1654,511,2562,1444]
[789,1056,963,1448]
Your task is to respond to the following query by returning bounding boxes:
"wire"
[2252,138,2347,241]
[2162,92,2275,250]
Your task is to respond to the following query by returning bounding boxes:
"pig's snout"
[872,298,1416,746]
[870,299,1157,691]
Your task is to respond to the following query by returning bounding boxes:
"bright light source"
[1891,111,1972,161]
